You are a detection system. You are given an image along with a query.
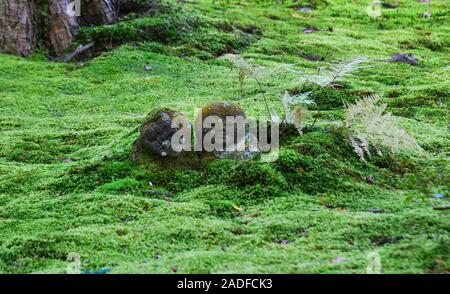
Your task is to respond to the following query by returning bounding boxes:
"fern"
[220,54,373,134]
[219,54,267,81]
[282,91,313,134]
[302,57,371,88]
[277,57,370,134]
[219,54,291,121]
[344,95,423,161]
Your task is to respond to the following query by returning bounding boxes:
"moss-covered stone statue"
[132,108,197,166]
[132,103,260,168]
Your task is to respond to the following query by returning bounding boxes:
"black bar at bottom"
[0,274,447,292]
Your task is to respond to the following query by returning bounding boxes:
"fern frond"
[219,54,266,81]
[220,54,293,81]
[303,57,371,88]
[292,105,309,135]
[344,95,423,161]
[220,54,294,121]
[282,91,312,134]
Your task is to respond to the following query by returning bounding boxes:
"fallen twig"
[433,206,450,211]
[63,43,94,62]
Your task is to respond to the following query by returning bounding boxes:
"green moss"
[44,160,149,195]
[75,2,259,59]
[77,16,184,47]
[206,160,288,200]
[416,36,449,52]
[97,178,142,194]
[208,200,239,217]
[148,170,202,193]
[0,0,449,274]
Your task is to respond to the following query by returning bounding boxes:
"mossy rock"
[132,108,194,163]
[195,102,249,158]
[197,102,246,125]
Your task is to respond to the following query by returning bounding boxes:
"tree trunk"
[0,0,36,56]
[0,0,117,57]
[81,0,116,26]
[48,0,79,56]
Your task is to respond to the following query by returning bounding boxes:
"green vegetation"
[0,0,448,273]
[76,1,260,59]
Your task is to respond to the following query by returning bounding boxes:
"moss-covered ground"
[0,0,448,273]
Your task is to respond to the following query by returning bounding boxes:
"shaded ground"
[0,0,448,273]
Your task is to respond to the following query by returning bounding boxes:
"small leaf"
[232,204,243,212]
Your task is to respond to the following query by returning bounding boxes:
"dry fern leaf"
[303,57,371,88]
[344,95,422,161]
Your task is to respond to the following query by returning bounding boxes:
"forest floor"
[0,0,449,273]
